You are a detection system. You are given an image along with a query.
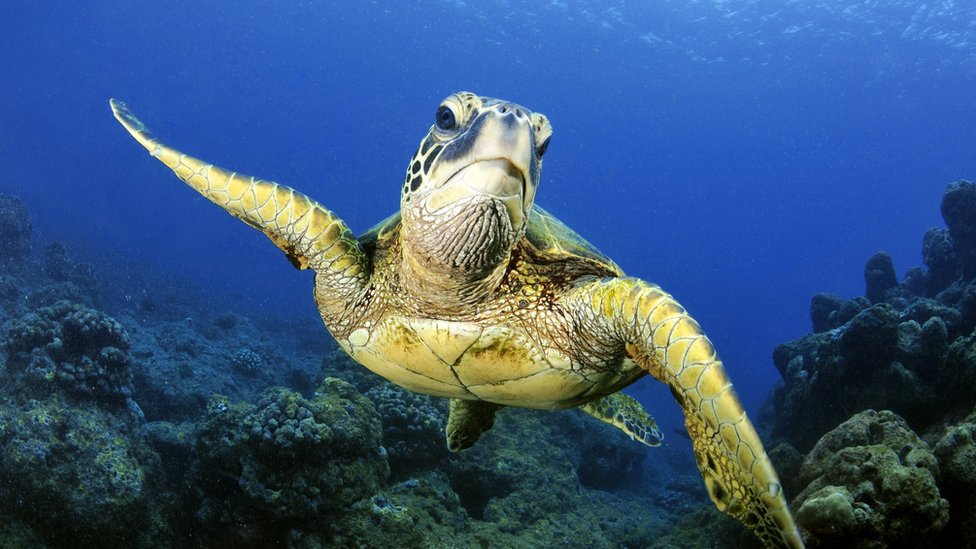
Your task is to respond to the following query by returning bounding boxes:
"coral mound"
[792,410,948,548]
[4,300,133,403]
[365,381,448,477]
[191,378,389,543]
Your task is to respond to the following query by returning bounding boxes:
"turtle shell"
[523,205,623,277]
[358,211,402,258]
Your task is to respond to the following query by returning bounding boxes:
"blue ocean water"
[2,0,974,462]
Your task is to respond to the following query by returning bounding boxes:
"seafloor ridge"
[0,182,974,548]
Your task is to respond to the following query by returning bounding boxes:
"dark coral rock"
[941,332,976,416]
[0,396,161,546]
[144,420,196,485]
[445,408,581,525]
[941,180,976,277]
[923,227,957,295]
[230,348,263,376]
[835,296,870,326]
[771,302,944,451]
[810,293,843,333]
[767,442,804,498]
[573,409,648,491]
[901,297,963,336]
[933,408,976,548]
[864,252,898,304]
[192,379,388,544]
[957,279,976,334]
[0,194,32,271]
[3,300,133,403]
[839,304,899,372]
[793,410,948,548]
[43,241,71,282]
[901,266,927,296]
[896,317,949,378]
[365,382,448,477]
[42,242,98,295]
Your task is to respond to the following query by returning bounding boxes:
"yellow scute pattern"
[341,316,596,406]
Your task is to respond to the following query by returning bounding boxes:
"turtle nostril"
[499,105,508,114]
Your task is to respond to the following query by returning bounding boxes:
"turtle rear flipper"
[579,393,663,447]
[109,99,368,306]
[446,399,504,452]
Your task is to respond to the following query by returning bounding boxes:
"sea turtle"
[110,92,803,547]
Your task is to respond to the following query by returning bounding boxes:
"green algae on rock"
[0,395,162,546]
[792,410,948,547]
[190,378,389,544]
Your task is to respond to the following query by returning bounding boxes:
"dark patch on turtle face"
[420,135,434,155]
[410,176,422,192]
[423,144,443,175]
[436,112,488,165]
[528,153,540,185]
[411,160,421,174]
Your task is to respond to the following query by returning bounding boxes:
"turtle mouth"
[427,159,527,225]
[445,158,524,198]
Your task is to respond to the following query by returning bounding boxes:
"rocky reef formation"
[4,301,133,404]
[792,410,948,547]
[772,180,976,452]
[188,379,389,545]
[932,407,976,547]
[0,297,164,546]
[764,180,976,547]
[365,381,448,477]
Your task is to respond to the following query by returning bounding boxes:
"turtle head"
[399,92,552,303]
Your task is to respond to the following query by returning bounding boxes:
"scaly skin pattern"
[109,99,368,327]
[579,392,664,447]
[568,277,803,548]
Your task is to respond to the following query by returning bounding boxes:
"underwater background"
[1,1,975,547]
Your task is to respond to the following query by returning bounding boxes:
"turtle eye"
[536,136,551,158]
[435,105,457,131]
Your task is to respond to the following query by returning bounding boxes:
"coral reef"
[771,180,976,451]
[933,406,976,547]
[791,410,948,547]
[0,396,162,546]
[42,242,99,295]
[365,381,448,477]
[19,180,976,547]
[190,379,389,544]
[122,311,319,422]
[3,300,133,404]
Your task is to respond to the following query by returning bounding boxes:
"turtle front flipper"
[109,99,368,308]
[569,277,804,549]
[580,393,663,447]
[446,399,504,452]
